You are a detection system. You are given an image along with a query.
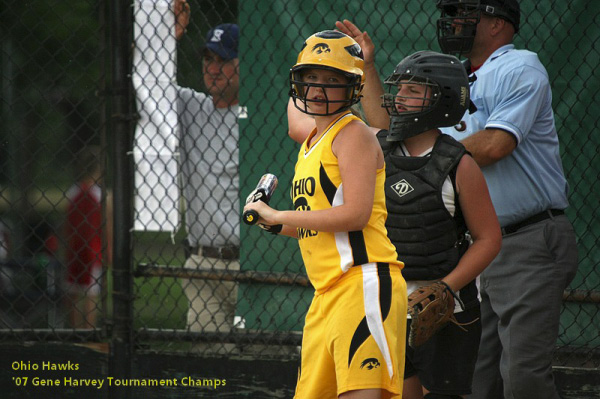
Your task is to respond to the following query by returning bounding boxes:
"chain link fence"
[1,0,108,340]
[1,0,599,379]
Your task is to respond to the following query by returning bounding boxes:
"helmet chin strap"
[386,116,427,142]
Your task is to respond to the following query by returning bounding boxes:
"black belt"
[501,209,564,236]
[195,245,239,260]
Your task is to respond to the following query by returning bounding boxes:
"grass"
[132,231,188,330]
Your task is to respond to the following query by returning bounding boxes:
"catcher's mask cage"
[289,30,365,116]
[436,0,481,56]
[437,0,521,56]
[382,51,471,141]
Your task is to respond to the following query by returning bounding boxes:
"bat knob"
[243,209,259,225]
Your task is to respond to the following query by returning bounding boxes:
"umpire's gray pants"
[469,214,578,399]
[181,251,239,353]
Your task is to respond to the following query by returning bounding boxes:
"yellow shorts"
[294,262,407,399]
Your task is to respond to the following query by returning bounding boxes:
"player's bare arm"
[174,0,190,41]
[442,154,501,292]
[335,19,389,129]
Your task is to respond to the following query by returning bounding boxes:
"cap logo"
[460,86,467,107]
[210,29,224,43]
[312,43,331,54]
[484,5,495,14]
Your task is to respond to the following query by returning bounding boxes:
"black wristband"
[259,223,283,235]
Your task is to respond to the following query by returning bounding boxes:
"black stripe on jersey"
[349,231,368,266]
[318,162,368,266]
[319,163,337,205]
[377,263,392,318]
[347,263,393,368]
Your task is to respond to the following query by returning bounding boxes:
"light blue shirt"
[442,44,569,227]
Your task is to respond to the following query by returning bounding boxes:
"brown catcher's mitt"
[407,281,464,348]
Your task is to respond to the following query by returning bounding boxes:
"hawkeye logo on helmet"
[312,43,331,54]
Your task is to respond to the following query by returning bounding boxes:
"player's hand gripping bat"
[243,173,278,225]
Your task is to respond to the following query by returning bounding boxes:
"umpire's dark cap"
[204,23,239,60]
[480,0,520,33]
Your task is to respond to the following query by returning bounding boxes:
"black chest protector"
[378,131,469,281]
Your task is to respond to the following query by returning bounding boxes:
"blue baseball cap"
[204,23,239,60]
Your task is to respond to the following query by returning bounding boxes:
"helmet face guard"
[382,51,470,142]
[436,0,481,57]
[437,0,520,56]
[290,66,362,116]
[289,30,365,116]
[382,75,441,120]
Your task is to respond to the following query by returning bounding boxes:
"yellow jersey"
[292,112,402,294]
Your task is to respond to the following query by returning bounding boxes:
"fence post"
[108,0,134,397]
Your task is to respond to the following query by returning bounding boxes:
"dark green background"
[237,0,600,346]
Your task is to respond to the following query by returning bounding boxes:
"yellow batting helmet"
[290,30,365,116]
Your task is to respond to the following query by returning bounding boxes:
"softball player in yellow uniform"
[244,30,407,399]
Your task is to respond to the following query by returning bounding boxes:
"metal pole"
[108,0,133,398]
[2,37,27,260]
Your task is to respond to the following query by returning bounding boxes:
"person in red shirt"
[64,147,110,328]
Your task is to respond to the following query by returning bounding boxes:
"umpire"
[436,1,579,398]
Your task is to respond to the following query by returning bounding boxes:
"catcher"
[288,22,502,399]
